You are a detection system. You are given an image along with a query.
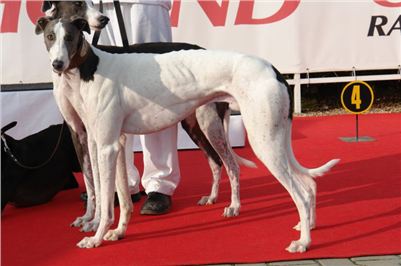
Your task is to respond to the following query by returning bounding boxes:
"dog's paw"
[71,216,90,227]
[223,206,240,217]
[71,217,85,227]
[285,240,309,253]
[104,229,125,241]
[80,220,99,232]
[198,196,217,206]
[77,236,102,248]
[293,221,316,231]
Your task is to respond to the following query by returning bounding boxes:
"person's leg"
[140,126,180,214]
[126,3,179,214]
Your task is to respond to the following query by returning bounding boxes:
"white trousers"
[95,2,180,196]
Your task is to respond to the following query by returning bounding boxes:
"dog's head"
[42,1,109,31]
[35,17,91,73]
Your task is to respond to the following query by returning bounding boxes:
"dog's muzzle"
[98,15,109,28]
[52,60,64,73]
[91,15,110,31]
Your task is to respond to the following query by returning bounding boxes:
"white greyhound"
[36,17,339,252]
[41,0,252,233]
[43,0,257,233]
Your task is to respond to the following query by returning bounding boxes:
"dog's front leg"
[69,128,97,228]
[77,129,120,248]
[104,134,133,241]
[51,89,96,228]
[79,134,101,233]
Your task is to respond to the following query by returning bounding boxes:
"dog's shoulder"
[79,48,99,82]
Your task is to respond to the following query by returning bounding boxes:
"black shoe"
[140,192,171,215]
[80,191,142,206]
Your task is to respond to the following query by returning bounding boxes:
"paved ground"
[208,255,401,266]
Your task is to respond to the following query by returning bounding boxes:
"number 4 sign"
[341,80,374,114]
[340,80,375,142]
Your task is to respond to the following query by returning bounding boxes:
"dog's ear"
[72,18,91,34]
[41,1,53,13]
[1,121,17,135]
[35,16,51,35]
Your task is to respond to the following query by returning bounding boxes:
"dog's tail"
[286,121,340,178]
[235,153,257,168]
[223,110,257,169]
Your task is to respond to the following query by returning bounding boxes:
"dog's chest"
[53,73,90,121]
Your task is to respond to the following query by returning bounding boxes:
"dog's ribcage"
[80,47,281,134]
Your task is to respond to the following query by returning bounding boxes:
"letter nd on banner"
[1,0,400,84]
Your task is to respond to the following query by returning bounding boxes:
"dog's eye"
[74,1,83,7]
[47,33,55,41]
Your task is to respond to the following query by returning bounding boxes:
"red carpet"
[2,114,400,265]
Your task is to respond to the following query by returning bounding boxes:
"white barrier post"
[293,73,302,114]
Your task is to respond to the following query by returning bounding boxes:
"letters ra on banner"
[341,81,375,115]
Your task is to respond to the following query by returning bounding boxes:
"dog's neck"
[67,35,99,82]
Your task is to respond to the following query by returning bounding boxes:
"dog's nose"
[99,16,109,27]
[52,60,64,71]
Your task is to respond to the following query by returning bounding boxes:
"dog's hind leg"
[237,81,312,252]
[282,125,317,232]
[285,126,339,231]
[181,107,224,206]
[293,176,316,231]
[246,118,312,252]
[198,156,222,206]
[195,104,241,217]
[104,134,133,241]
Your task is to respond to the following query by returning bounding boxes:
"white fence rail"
[287,69,401,113]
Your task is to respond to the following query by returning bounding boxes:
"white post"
[293,73,302,114]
